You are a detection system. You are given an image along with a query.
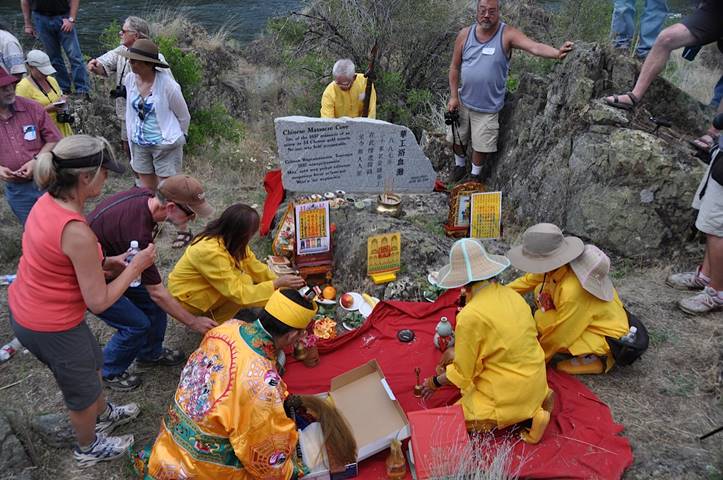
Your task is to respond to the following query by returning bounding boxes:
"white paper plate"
[428,271,439,286]
[339,292,364,311]
[341,321,359,331]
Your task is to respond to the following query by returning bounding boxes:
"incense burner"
[376,193,402,217]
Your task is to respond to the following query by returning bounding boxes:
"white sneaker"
[73,432,134,467]
[678,287,723,315]
[95,402,140,435]
[666,268,709,290]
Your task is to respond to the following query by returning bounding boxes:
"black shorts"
[10,313,103,411]
[681,1,723,46]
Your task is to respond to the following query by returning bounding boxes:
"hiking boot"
[135,348,186,368]
[103,371,142,392]
[73,432,134,467]
[678,287,723,315]
[666,268,709,290]
[469,173,482,184]
[452,165,466,182]
[95,402,140,435]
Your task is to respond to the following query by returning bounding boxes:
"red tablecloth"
[284,290,633,479]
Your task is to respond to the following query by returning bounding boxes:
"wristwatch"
[67,17,75,23]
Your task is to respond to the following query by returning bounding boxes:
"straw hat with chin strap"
[507,223,585,274]
[436,238,510,289]
[118,39,170,68]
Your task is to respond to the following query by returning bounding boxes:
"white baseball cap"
[25,50,56,76]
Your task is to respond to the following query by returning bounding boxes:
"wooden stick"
[0,374,31,391]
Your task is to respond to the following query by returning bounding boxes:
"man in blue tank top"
[446,0,574,183]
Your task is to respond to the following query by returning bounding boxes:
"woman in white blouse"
[120,38,192,248]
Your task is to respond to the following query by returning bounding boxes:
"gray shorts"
[10,313,103,411]
[130,136,185,177]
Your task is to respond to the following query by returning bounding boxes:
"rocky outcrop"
[0,412,32,479]
[490,43,712,257]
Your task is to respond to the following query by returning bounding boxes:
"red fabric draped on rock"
[260,169,284,237]
[283,289,633,479]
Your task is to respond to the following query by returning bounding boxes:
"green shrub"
[156,35,202,93]
[187,103,245,151]
[99,20,122,53]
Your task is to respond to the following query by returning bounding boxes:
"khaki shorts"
[446,105,499,153]
[130,136,185,178]
[692,156,723,237]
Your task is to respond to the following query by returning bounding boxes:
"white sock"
[471,164,482,175]
[454,154,466,167]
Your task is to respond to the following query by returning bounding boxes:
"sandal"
[604,91,639,111]
[171,230,193,249]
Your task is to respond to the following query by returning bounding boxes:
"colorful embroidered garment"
[141,320,300,479]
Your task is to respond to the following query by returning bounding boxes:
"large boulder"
[489,43,711,258]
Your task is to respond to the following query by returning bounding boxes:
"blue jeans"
[97,285,167,378]
[31,12,89,93]
[611,0,669,57]
[710,75,723,109]
[4,181,44,226]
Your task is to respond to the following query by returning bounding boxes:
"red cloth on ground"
[260,169,284,236]
[284,290,633,479]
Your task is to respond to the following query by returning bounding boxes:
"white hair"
[332,59,355,79]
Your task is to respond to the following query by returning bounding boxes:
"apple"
[340,293,354,309]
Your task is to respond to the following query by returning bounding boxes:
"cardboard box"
[301,360,410,479]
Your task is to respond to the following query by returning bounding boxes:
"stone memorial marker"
[275,116,436,193]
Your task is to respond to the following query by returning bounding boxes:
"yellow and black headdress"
[264,289,318,329]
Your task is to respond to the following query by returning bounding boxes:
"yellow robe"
[145,320,300,479]
[15,76,73,137]
[507,265,630,371]
[320,73,377,119]
[168,238,277,323]
[445,282,550,429]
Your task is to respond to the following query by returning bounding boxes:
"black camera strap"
[450,114,467,153]
[117,59,127,88]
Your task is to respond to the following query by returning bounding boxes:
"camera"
[444,110,459,125]
[56,110,74,125]
[109,84,127,99]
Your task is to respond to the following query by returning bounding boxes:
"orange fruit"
[322,286,337,300]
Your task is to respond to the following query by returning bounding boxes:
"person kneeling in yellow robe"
[506,223,631,374]
[135,289,355,479]
[422,238,553,444]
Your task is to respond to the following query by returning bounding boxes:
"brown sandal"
[171,230,193,249]
[605,91,639,111]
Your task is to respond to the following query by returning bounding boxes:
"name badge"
[23,125,37,141]
[482,47,496,55]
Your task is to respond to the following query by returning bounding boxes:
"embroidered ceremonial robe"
[144,320,299,479]
[445,282,550,429]
[507,265,629,371]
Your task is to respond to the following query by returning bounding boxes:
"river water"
[0,0,693,57]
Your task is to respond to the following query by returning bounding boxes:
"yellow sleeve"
[14,79,39,103]
[507,273,543,295]
[229,395,298,479]
[242,247,278,283]
[536,289,593,362]
[445,313,482,395]
[320,83,336,118]
[188,242,276,307]
[368,82,377,119]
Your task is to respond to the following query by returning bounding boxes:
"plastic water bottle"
[620,326,637,345]
[0,338,22,363]
[126,241,142,287]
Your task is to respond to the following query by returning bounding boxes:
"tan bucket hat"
[118,39,170,68]
[570,244,615,301]
[436,238,510,289]
[507,223,584,274]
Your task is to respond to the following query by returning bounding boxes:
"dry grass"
[663,47,721,106]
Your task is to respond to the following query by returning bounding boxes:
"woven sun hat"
[507,223,585,274]
[436,238,510,289]
[118,39,170,68]
[570,244,615,301]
